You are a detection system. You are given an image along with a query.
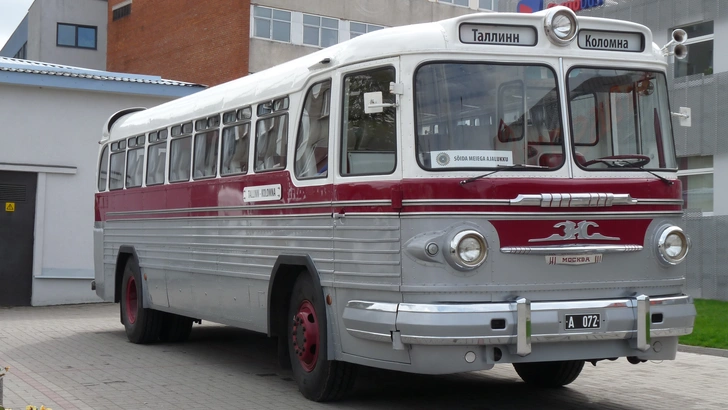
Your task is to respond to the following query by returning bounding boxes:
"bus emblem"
[436,152,450,166]
[530,221,620,242]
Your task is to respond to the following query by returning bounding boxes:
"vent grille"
[113,4,131,21]
[0,184,27,202]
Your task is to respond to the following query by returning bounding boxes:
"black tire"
[159,312,194,343]
[120,260,162,344]
[513,360,585,388]
[288,273,357,402]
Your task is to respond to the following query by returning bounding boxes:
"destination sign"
[578,30,644,52]
[460,24,537,46]
[243,184,282,203]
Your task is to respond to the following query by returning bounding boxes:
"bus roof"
[104,7,660,142]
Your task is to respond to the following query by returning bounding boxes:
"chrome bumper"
[342,295,695,356]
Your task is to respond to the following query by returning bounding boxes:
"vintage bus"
[94,7,696,402]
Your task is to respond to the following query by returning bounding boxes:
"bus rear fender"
[114,246,152,319]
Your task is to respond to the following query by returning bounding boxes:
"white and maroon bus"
[94,7,696,401]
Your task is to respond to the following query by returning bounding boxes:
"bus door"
[333,59,409,363]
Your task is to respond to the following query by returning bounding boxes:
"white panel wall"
[0,83,173,305]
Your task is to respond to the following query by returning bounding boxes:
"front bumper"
[342,294,695,358]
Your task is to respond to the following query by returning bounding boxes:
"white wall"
[27,0,107,70]
[0,83,172,305]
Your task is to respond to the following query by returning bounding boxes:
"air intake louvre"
[0,184,27,202]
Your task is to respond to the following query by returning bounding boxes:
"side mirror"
[671,107,691,127]
[364,91,397,114]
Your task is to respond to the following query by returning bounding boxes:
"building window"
[303,14,338,47]
[57,23,97,49]
[672,21,713,78]
[678,156,713,213]
[13,42,27,59]
[253,6,291,42]
[350,22,383,39]
[439,0,469,6]
[112,2,132,21]
[479,0,496,10]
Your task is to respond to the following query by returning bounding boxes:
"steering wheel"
[582,154,651,168]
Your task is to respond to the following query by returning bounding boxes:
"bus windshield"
[567,68,677,170]
[415,63,563,171]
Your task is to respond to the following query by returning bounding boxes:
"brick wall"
[107,0,250,86]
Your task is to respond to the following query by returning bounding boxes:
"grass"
[678,298,728,350]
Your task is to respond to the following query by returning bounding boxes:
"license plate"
[565,313,601,330]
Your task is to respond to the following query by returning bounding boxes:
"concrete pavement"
[0,303,726,410]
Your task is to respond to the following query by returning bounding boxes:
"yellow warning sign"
[5,202,15,212]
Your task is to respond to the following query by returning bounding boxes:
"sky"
[0,0,34,50]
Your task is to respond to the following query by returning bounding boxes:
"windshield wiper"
[640,168,674,185]
[460,164,549,185]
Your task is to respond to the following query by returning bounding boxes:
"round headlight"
[544,7,579,46]
[657,226,690,265]
[450,230,487,269]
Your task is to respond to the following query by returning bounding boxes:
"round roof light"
[544,7,579,46]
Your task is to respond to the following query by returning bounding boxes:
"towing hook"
[627,356,647,364]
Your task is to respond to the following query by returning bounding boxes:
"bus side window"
[126,147,145,188]
[221,123,250,176]
[255,109,289,172]
[169,136,192,182]
[295,80,331,179]
[193,130,219,179]
[341,67,396,176]
[109,151,124,190]
[146,142,167,185]
[98,144,109,191]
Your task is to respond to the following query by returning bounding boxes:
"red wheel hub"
[292,300,319,372]
[125,276,138,324]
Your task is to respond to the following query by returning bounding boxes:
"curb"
[678,344,728,358]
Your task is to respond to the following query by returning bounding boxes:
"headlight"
[657,226,690,265]
[450,230,487,269]
[544,7,579,46]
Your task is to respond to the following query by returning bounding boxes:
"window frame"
[340,65,398,177]
[253,6,292,43]
[303,14,339,48]
[294,79,332,180]
[56,23,98,50]
[221,107,253,177]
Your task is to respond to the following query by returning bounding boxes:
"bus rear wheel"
[120,260,162,344]
[513,360,585,388]
[287,273,356,402]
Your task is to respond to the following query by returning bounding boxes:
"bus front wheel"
[120,260,162,344]
[513,360,585,387]
[287,273,356,401]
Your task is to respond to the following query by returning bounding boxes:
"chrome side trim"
[346,301,399,313]
[501,244,643,255]
[402,199,510,206]
[651,295,692,306]
[400,211,683,219]
[510,193,636,207]
[345,329,392,343]
[402,196,680,208]
[397,328,694,345]
[106,199,392,217]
